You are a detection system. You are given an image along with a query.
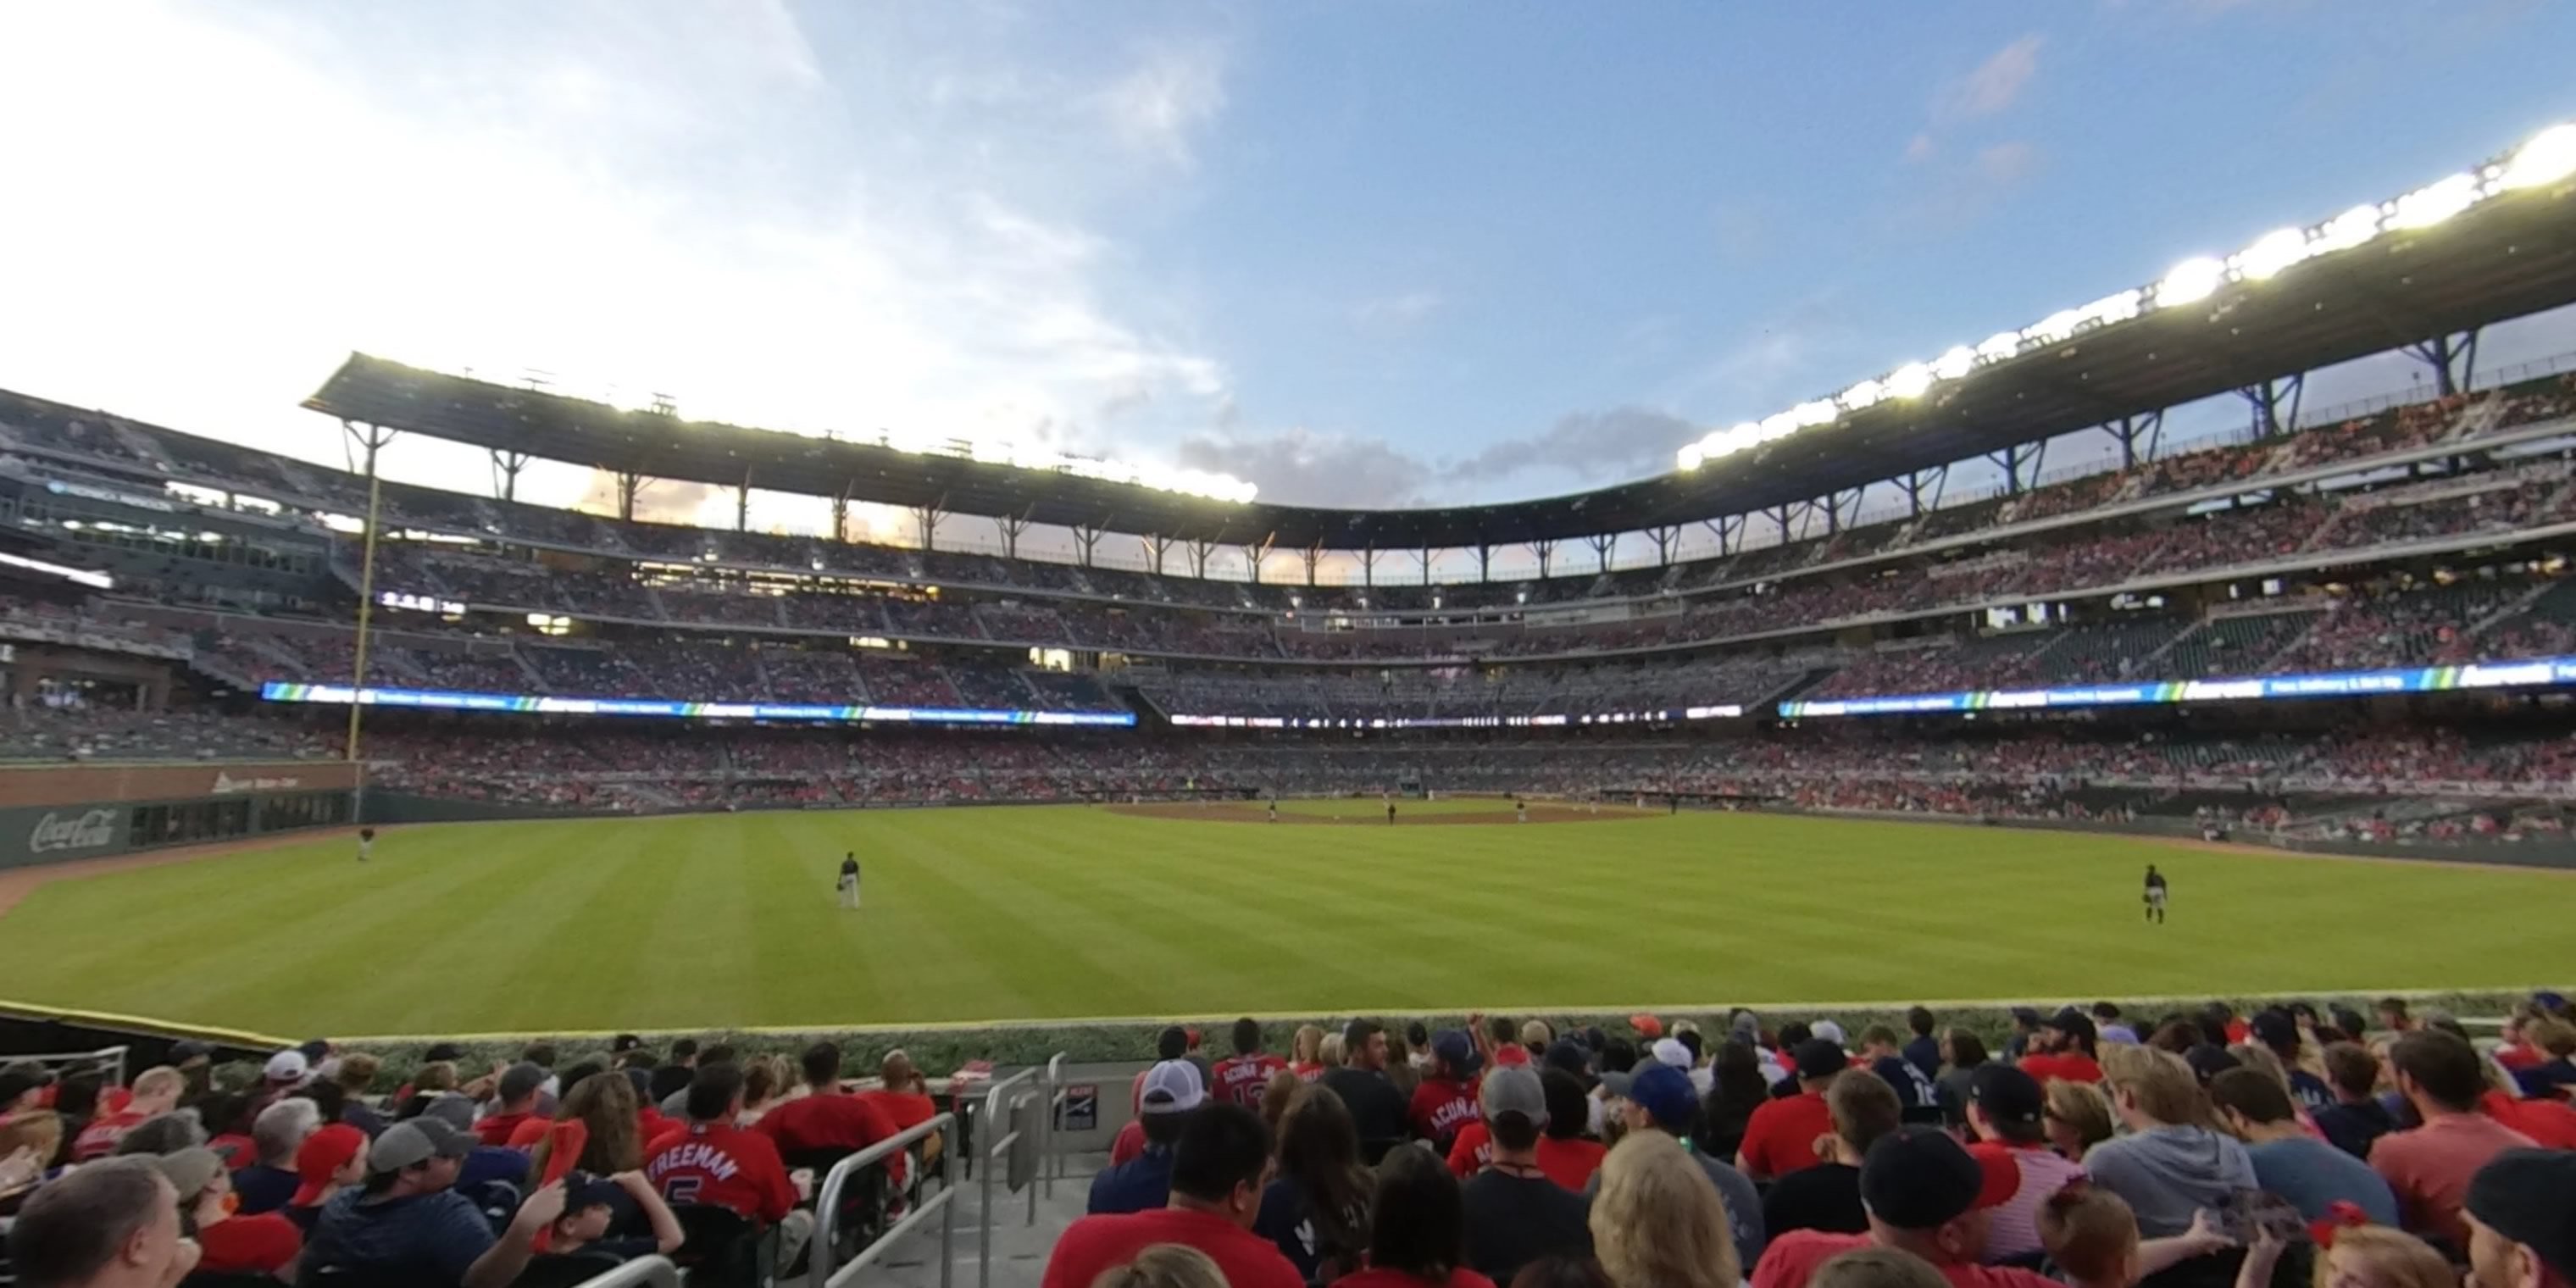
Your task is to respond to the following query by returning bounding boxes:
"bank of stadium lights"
[1675,119,2576,473]
[954,436,1257,503]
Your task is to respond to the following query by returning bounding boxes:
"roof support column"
[1987,442,2041,497]
[1243,534,1274,585]
[2404,329,2480,397]
[1360,547,1379,587]
[1701,516,1739,557]
[736,466,753,533]
[1585,533,1615,573]
[1414,548,1434,586]
[613,471,648,523]
[1476,545,1491,582]
[1187,540,1214,580]
[1302,543,1322,586]
[912,501,947,552]
[1074,526,1104,569]
[1899,467,1946,519]
[2108,412,2163,469]
[2237,374,2304,439]
[1646,526,1678,566]
[1765,505,1793,546]
[997,511,1032,561]
[488,450,530,503]
[830,486,852,545]
[1530,539,1556,580]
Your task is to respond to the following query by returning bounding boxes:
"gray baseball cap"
[1479,1064,1546,1125]
[369,1119,471,1173]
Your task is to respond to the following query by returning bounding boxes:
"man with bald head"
[8,1156,203,1288]
[860,1049,939,1130]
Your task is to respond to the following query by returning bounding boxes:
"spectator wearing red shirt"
[1042,1102,1304,1288]
[70,1065,185,1162]
[475,1063,547,1147]
[1289,1024,1328,1084]
[645,1063,812,1273]
[2018,1011,2103,1085]
[859,1050,940,1131]
[755,1042,905,1184]
[155,1146,304,1277]
[1741,1039,1849,1181]
[1751,1127,2060,1288]
[287,1124,370,1230]
[1213,1018,1291,1110]
[1535,1069,1607,1191]
[1413,1030,1486,1152]
[2371,1032,2537,1252]
[1343,1146,1497,1288]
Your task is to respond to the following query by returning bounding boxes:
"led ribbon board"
[260,681,1137,727]
[1775,656,2576,719]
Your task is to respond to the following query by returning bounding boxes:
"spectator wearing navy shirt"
[1091,1061,1202,1215]
[2312,1041,2399,1162]
[2249,1010,2334,1113]
[1901,1009,1942,1083]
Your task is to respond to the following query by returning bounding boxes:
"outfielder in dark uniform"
[2144,864,2168,924]
[838,852,861,910]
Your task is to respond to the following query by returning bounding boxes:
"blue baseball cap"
[1607,1063,1698,1130]
[1431,1029,1484,1076]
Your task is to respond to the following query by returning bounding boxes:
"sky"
[2,0,2574,565]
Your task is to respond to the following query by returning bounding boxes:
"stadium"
[3,37,2576,1288]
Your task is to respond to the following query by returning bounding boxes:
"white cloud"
[0,2,1239,519]
[1941,35,2044,122]
[1094,42,1228,168]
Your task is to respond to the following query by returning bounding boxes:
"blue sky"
[1,0,2572,534]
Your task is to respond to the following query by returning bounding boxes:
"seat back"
[670,1203,765,1288]
[507,1252,631,1288]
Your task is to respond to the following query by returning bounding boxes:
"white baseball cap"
[264,1050,310,1083]
[1652,1038,1693,1070]
[1811,1020,1846,1046]
[1138,1060,1205,1114]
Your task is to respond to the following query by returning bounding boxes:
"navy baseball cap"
[1792,1038,1848,1080]
[2010,1007,2043,1028]
[1432,1030,1484,1076]
[2045,1008,2097,1046]
[1543,1039,1593,1078]
[559,1170,623,1213]
[1861,1126,2019,1229]
[1968,1065,2044,1130]
[1613,1063,1698,1130]
[2249,1009,2299,1052]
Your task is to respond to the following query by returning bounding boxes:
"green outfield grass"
[0,807,2568,1038]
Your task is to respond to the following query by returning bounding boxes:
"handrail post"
[808,1109,958,1288]
[977,1068,1038,1288]
[1033,1052,1064,1220]
[940,1107,958,1288]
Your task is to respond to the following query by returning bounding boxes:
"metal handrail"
[18,1044,130,1086]
[1036,1052,1067,1209]
[567,1256,681,1288]
[809,1110,959,1288]
[977,1069,1039,1288]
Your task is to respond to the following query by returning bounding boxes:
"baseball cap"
[1479,1065,1547,1126]
[263,1050,309,1084]
[1968,1065,2045,1130]
[1860,1125,2019,1229]
[2045,1008,2098,1046]
[1431,1030,1484,1077]
[498,1062,547,1103]
[1811,1020,1846,1046]
[1629,1013,1663,1039]
[291,1124,367,1205]
[1613,1063,1697,1130]
[558,1169,625,1214]
[612,1034,643,1053]
[152,1146,225,1198]
[369,1119,471,1174]
[1137,1059,1204,1114]
[2249,1009,2299,1052]
[421,1093,480,1134]
[1793,1038,1849,1081]
[1543,1040,1593,1078]
[2010,1007,2043,1028]
[2466,1149,2576,1283]
[1651,1038,1693,1070]
[169,1040,215,1063]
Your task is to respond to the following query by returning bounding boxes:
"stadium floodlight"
[2153,256,2227,308]
[1677,443,1706,470]
[2234,227,2311,280]
[1667,119,2576,475]
[2501,123,2576,192]
[2387,172,2480,230]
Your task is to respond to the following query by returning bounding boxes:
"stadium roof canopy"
[305,164,2576,552]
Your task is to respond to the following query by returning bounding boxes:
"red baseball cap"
[291,1124,368,1206]
[1629,1013,1663,1039]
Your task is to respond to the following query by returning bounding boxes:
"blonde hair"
[1590,1131,1740,1288]
[1319,1034,1346,1069]
[2101,1044,2207,1128]
[1089,1244,1230,1288]
[1808,1247,1950,1288]
[1292,1024,1326,1065]
[335,1053,381,1092]
[130,1066,186,1102]
[2529,1016,2576,1058]
[2227,1044,2291,1093]
[2038,1186,2140,1285]
[2316,1227,2452,1288]
[743,1055,792,1108]
[2044,1079,2116,1156]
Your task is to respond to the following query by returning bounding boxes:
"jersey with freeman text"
[1213,1053,1291,1109]
[645,1122,797,1224]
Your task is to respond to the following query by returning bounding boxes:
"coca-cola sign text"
[29,809,119,854]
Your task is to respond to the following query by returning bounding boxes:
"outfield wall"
[0,760,358,870]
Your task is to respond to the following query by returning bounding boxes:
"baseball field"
[0,799,2568,1039]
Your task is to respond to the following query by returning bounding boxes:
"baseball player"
[837,852,861,910]
[356,827,375,863]
[2143,864,2168,924]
